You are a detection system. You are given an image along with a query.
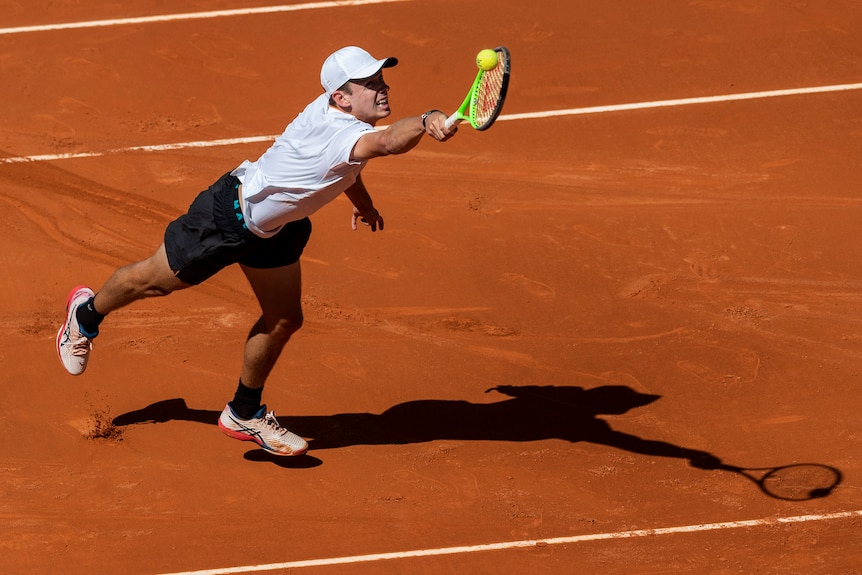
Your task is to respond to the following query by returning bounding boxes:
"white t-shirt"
[231,93,377,238]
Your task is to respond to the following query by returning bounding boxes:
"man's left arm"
[343,175,384,231]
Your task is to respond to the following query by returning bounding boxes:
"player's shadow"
[112,386,843,499]
[113,384,720,466]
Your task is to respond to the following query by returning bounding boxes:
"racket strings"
[472,55,508,126]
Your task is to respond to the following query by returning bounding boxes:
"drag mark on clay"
[467,345,539,367]
[677,346,761,386]
[393,469,449,493]
[0,195,77,253]
[320,352,367,381]
[623,274,672,299]
[500,273,555,298]
[571,327,687,345]
[364,306,493,316]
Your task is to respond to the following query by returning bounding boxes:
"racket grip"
[445,113,462,130]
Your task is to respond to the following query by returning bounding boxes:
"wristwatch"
[421,109,442,128]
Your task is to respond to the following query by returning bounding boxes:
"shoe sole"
[56,285,94,376]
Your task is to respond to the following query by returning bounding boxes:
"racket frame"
[445,46,510,131]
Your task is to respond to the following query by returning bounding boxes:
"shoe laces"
[261,411,288,436]
[68,327,93,356]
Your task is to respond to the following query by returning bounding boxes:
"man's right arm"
[350,111,454,161]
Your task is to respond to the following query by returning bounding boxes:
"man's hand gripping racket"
[445,46,511,131]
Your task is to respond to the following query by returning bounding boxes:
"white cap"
[320,46,398,95]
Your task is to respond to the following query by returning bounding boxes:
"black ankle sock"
[76,297,104,338]
[230,380,263,420]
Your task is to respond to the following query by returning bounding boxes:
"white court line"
[156,510,862,575]
[2,81,861,165]
[0,136,275,164]
[500,81,862,121]
[0,0,412,35]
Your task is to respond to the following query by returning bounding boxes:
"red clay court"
[1,1,861,573]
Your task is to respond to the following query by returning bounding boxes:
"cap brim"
[351,56,398,81]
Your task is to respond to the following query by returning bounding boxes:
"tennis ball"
[476,49,498,71]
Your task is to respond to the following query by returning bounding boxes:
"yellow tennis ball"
[476,49,498,71]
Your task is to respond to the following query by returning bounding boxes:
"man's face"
[346,71,390,124]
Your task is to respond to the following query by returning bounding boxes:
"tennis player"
[56,46,457,456]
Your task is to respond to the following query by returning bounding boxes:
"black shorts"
[164,172,312,285]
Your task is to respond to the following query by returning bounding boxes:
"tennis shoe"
[56,285,95,376]
[218,403,308,456]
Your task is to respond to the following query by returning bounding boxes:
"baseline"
[154,510,862,575]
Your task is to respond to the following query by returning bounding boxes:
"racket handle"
[445,113,462,130]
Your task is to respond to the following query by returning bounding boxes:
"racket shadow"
[709,462,843,501]
[111,389,843,500]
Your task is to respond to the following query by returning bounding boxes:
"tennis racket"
[444,46,511,131]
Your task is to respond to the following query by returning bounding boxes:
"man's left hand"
[351,206,384,231]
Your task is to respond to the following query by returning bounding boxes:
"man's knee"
[265,311,303,342]
[125,260,183,298]
[281,312,304,335]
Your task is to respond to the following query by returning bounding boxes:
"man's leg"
[57,243,190,375]
[93,243,191,315]
[217,260,308,456]
[239,260,304,390]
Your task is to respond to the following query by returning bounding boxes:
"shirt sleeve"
[326,117,377,171]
